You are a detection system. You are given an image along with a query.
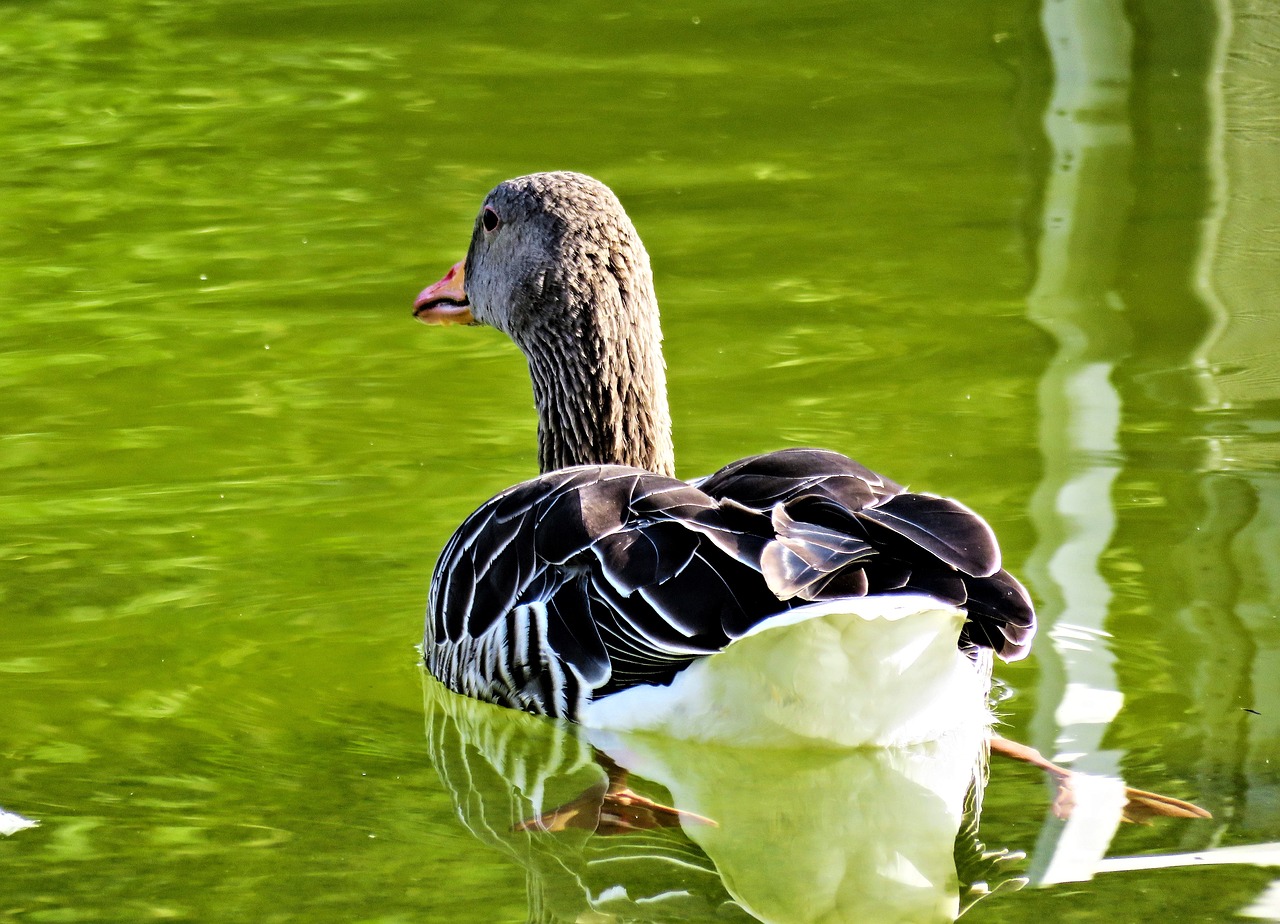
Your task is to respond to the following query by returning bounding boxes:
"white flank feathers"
[581,593,991,748]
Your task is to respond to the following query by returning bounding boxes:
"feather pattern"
[424,450,1035,721]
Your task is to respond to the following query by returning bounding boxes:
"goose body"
[414,172,1034,747]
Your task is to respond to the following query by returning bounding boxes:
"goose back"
[424,448,1034,722]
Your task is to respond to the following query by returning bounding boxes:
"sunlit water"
[4,1,1279,921]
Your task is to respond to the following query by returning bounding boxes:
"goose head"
[415,172,676,477]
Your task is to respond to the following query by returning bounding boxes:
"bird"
[412,171,1035,749]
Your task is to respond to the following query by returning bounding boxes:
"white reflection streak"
[1096,840,1280,919]
[1240,881,1280,922]
[1098,841,1280,873]
[0,807,39,837]
[1191,0,1233,419]
[1024,0,1134,887]
[1199,3,1280,921]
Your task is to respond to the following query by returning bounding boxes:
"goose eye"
[482,207,501,233]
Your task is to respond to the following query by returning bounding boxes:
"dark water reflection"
[3,0,1280,921]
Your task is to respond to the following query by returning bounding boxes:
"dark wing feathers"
[635,546,779,643]
[424,453,1036,719]
[594,522,701,593]
[697,448,902,512]
[858,492,1000,577]
[951,566,1036,655]
[760,502,877,599]
[543,584,610,687]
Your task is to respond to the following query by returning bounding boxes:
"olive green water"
[4,1,1280,921]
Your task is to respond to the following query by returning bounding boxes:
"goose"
[412,171,1036,748]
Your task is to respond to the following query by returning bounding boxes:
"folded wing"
[425,451,1035,721]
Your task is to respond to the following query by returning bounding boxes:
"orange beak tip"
[412,259,472,326]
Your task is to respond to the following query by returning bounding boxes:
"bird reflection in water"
[422,672,1026,923]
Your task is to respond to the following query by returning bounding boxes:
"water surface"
[4,0,1280,921]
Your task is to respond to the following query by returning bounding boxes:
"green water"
[4,0,1279,920]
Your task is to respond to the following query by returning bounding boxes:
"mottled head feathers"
[463,172,675,476]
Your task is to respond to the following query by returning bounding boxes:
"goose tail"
[582,593,993,749]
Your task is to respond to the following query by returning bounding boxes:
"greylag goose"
[413,171,1035,747]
